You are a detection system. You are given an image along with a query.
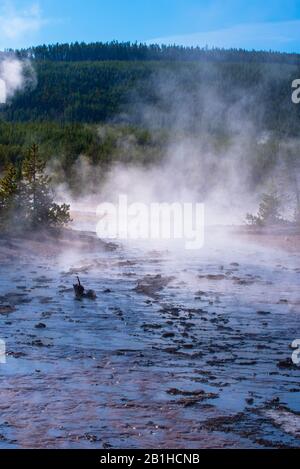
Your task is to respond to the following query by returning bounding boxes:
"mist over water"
[47,61,299,233]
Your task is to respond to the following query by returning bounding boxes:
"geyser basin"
[0,229,299,448]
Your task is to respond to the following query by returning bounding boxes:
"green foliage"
[0,48,299,135]
[0,144,71,231]
[0,122,167,192]
[15,41,300,64]
[0,163,19,229]
[1,42,300,224]
[0,163,18,200]
[47,202,72,227]
[21,144,71,228]
[246,190,284,226]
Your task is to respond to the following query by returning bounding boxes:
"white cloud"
[0,1,46,48]
[148,20,300,53]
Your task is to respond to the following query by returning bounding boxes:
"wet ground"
[0,230,299,448]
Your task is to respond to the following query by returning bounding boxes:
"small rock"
[35,323,46,329]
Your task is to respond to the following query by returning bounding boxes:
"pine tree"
[257,191,282,225]
[0,164,18,202]
[246,189,283,226]
[21,144,71,228]
[0,163,19,230]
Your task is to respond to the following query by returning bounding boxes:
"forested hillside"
[0,42,300,210]
[0,42,299,134]
[15,41,300,64]
[0,121,167,187]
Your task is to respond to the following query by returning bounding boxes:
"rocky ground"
[0,228,299,448]
[235,226,300,254]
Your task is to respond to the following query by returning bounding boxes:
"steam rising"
[58,134,259,230]
[0,56,34,104]
[2,56,294,231]
[58,66,288,229]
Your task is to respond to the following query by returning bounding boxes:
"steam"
[44,59,300,231]
[0,55,36,104]
[56,73,267,227]
[56,133,259,229]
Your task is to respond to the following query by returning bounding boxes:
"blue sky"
[1,0,300,52]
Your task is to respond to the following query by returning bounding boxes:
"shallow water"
[0,230,299,448]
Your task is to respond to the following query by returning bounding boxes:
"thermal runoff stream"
[0,226,299,449]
